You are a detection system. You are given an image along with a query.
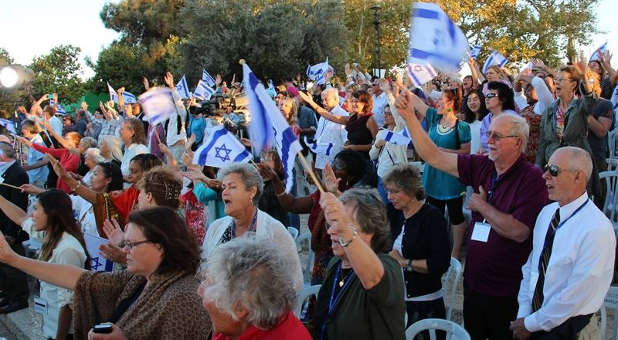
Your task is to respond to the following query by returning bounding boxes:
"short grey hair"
[85,148,105,163]
[218,163,263,205]
[555,146,593,182]
[321,87,339,101]
[339,188,391,253]
[201,234,297,330]
[79,137,97,149]
[494,113,529,153]
[0,142,16,159]
[383,165,425,201]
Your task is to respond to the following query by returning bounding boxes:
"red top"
[111,185,140,223]
[31,143,80,193]
[212,312,311,340]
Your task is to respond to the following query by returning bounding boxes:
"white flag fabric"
[470,45,481,59]
[482,51,508,74]
[193,125,251,168]
[383,128,411,145]
[107,82,118,103]
[406,63,437,88]
[306,58,331,85]
[194,80,215,101]
[612,85,618,114]
[138,87,176,126]
[243,62,303,193]
[202,69,216,87]
[590,42,608,62]
[84,233,114,272]
[303,136,334,156]
[408,2,469,73]
[122,91,137,104]
[176,75,190,99]
[55,104,67,115]
[0,119,16,134]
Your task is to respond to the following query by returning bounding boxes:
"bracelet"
[407,259,414,272]
[71,181,81,192]
[275,189,287,197]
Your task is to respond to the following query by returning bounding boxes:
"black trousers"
[531,314,592,340]
[463,282,518,340]
[0,237,29,303]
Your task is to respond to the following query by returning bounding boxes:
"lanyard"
[487,173,499,204]
[231,210,258,237]
[319,263,356,340]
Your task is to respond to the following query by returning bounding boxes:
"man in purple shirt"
[395,89,548,340]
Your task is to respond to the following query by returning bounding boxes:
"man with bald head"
[510,146,615,339]
[396,89,548,340]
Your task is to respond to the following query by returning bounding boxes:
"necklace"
[338,269,352,287]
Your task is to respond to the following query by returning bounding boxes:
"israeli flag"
[0,119,16,134]
[84,233,114,272]
[590,42,607,62]
[243,62,303,193]
[176,75,190,99]
[470,45,481,59]
[306,58,331,85]
[194,80,215,101]
[122,91,137,104]
[202,69,216,87]
[612,85,618,114]
[193,125,251,168]
[383,128,411,145]
[107,82,118,103]
[55,104,67,115]
[138,87,177,126]
[303,136,334,156]
[482,50,508,74]
[408,2,469,73]
[407,63,437,88]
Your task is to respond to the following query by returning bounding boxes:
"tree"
[180,0,347,84]
[0,48,22,117]
[0,48,13,65]
[28,45,85,103]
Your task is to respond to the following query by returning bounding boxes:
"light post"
[370,4,381,78]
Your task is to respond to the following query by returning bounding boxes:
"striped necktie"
[532,209,560,312]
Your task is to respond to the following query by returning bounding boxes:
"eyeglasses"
[543,164,574,177]
[484,131,518,141]
[555,77,574,83]
[385,187,402,195]
[120,240,152,250]
[485,93,498,99]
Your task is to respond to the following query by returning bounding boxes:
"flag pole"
[296,151,324,194]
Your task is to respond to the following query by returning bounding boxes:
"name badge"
[471,222,491,243]
[34,296,48,315]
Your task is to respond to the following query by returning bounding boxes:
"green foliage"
[0,48,13,65]
[87,42,147,95]
[179,0,347,84]
[28,45,85,103]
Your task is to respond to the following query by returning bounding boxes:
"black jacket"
[0,162,29,240]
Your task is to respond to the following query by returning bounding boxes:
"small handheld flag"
[590,42,608,62]
[470,45,481,59]
[482,51,508,74]
[202,69,216,87]
[176,75,190,99]
[194,80,215,101]
[306,58,332,85]
[138,87,176,126]
[193,125,251,168]
[406,63,437,88]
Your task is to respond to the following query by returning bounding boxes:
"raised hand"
[0,231,17,264]
[142,77,150,90]
[215,74,222,87]
[257,162,278,182]
[322,163,341,194]
[297,91,315,106]
[163,72,174,88]
[99,243,126,265]
[102,218,124,246]
[20,184,45,195]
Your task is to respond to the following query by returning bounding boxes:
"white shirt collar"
[558,192,589,223]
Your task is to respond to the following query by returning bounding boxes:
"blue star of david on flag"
[215,144,232,162]
[193,126,252,168]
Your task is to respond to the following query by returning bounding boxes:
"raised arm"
[257,163,313,213]
[298,91,349,125]
[47,154,98,203]
[395,88,460,177]
[0,231,86,290]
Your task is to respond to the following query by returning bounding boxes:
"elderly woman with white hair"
[81,148,106,186]
[98,135,123,165]
[198,235,312,339]
[200,163,304,291]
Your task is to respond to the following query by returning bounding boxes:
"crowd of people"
[0,47,614,340]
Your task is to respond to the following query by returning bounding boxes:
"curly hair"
[136,166,182,209]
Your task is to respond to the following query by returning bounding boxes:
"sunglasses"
[485,93,498,99]
[543,164,571,177]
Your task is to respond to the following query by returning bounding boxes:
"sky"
[1,0,616,79]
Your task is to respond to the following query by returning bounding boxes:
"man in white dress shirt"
[511,146,616,339]
[314,88,348,170]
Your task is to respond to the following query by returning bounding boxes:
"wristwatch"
[407,259,413,272]
[338,226,358,247]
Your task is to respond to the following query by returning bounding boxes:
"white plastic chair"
[608,129,618,162]
[287,226,299,240]
[406,318,471,340]
[296,231,315,283]
[294,284,321,318]
[599,171,618,233]
[443,257,463,321]
[600,285,618,340]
